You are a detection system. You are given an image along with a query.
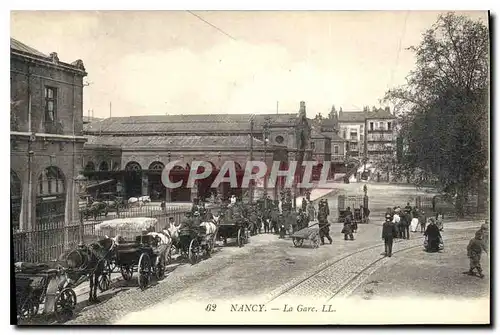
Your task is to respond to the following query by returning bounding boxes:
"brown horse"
[64,237,116,303]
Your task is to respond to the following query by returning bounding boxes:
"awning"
[86,179,116,190]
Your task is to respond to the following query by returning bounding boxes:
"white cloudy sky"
[11,10,488,118]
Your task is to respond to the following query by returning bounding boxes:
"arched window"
[125,161,142,171]
[99,161,109,171]
[148,161,164,172]
[38,166,65,196]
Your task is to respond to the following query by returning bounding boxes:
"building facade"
[10,38,87,231]
[82,102,320,202]
[336,107,397,162]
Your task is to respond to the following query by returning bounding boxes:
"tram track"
[267,234,471,304]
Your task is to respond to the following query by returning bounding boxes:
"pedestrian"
[318,206,332,245]
[401,212,411,240]
[382,214,397,257]
[475,222,489,252]
[307,201,316,222]
[341,215,354,241]
[392,209,401,238]
[424,218,442,253]
[465,230,487,278]
[419,210,427,234]
[278,214,286,239]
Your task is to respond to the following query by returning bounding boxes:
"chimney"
[385,106,391,114]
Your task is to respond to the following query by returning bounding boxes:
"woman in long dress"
[424,218,442,252]
[410,216,420,232]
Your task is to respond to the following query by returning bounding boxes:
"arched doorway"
[11,170,21,230]
[148,161,165,201]
[170,164,191,202]
[36,166,66,226]
[124,161,142,198]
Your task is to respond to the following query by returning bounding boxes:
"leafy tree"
[384,13,488,217]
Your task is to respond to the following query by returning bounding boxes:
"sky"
[10,10,488,119]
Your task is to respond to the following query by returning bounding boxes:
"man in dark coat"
[382,214,397,257]
[342,215,354,241]
[466,230,487,278]
[318,204,332,245]
[401,212,411,240]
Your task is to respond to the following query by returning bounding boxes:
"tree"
[384,13,488,217]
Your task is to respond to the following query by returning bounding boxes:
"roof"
[11,37,87,74]
[365,109,395,120]
[84,114,298,134]
[329,132,347,142]
[84,134,266,150]
[10,38,48,58]
[338,111,366,123]
[83,116,104,124]
[338,109,395,122]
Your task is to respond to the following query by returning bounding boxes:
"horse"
[128,196,150,208]
[64,237,116,303]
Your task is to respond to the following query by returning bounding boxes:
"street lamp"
[75,172,88,244]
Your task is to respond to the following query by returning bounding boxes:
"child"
[466,230,488,278]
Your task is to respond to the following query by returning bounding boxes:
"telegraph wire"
[186,11,237,41]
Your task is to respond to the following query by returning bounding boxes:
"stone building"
[82,102,322,202]
[336,107,397,161]
[10,38,87,231]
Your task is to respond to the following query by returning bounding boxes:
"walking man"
[465,230,488,278]
[318,203,332,245]
[382,214,396,257]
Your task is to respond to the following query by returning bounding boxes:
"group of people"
[382,202,446,256]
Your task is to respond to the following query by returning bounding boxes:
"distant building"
[337,107,397,161]
[82,102,322,202]
[10,38,87,231]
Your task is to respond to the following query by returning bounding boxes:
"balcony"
[367,128,393,133]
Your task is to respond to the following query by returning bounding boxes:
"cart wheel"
[292,238,304,247]
[120,266,133,281]
[54,288,77,322]
[237,228,244,248]
[188,239,199,265]
[98,273,111,292]
[155,255,166,280]
[138,253,152,290]
[18,297,38,320]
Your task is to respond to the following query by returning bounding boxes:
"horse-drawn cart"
[95,218,172,291]
[290,222,321,248]
[14,262,77,323]
[218,218,249,247]
[178,222,218,265]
